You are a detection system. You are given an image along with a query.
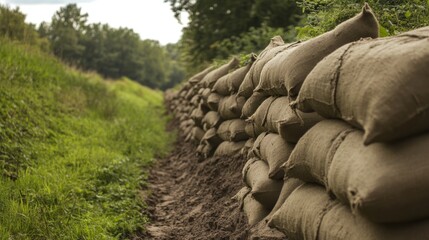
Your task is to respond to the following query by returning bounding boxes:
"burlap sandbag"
[242,158,283,209]
[196,141,214,158]
[285,120,355,185]
[179,90,187,98]
[319,202,429,240]
[252,133,294,180]
[201,128,223,148]
[185,86,198,101]
[190,103,209,127]
[250,97,324,143]
[255,42,301,96]
[234,187,270,226]
[325,131,429,223]
[179,119,194,132]
[245,121,265,138]
[213,140,245,157]
[190,95,200,106]
[241,92,268,119]
[200,88,212,105]
[202,111,222,131]
[213,55,256,96]
[271,183,429,240]
[267,178,304,220]
[207,92,222,111]
[217,119,248,142]
[237,36,285,98]
[241,138,255,157]
[189,65,215,85]
[269,184,336,240]
[190,126,205,144]
[218,94,246,120]
[294,26,429,144]
[199,57,240,88]
[285,3,379,97]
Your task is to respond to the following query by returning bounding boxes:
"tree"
[165,0,301,71]
[0,5,39,45]
[49,4,88,65]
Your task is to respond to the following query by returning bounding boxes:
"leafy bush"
[296,0,429,39]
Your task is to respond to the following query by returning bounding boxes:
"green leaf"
[405,10,412,18]
[379,25,389,37]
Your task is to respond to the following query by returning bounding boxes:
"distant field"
[0,39,174,239]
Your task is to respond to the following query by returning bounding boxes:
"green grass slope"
[0,39,174,239]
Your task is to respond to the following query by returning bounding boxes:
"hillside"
[0,39,173,239]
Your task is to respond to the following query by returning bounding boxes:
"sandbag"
[271,183,429,240]
[245,121,265,138]
[250,97,324,143]
[196,141,213,158]
[327,131,429,223]
[190,107,204,127]
[190,95,200,106]
[179,90,187,98]
[255,42,301,96]
[213,140,245,157]
[185,86,198,100]
[217,119,248,142]
[201,111,222,131]
[294,26,429,144]
[201,128,223,148]
[207,92,222,111]
[285,120,355,185]
[200,57,240,88]
[242,158,283,209]
[179,119,194,131]
[237,36,285,98]
[252,133,294,179]
[267,178,304,220]
[285,3,379,97]
[213,55,256,96]
[190,126,205,144]
[269,184,336,240]
[241,92,268,119]
[218,94,246,120]
[241,138,255,157]
[189,65,215,84]
[234,187,270,226]
[200,88,212,105]
[190,103,208,127]
[319,202,429,240]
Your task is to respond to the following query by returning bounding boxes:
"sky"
[0,0,188,45]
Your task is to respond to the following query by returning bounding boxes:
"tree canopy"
[166,0,301,71]
[0,3,184,90]
[167,0,429,75]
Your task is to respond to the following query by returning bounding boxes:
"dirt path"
[141,134,249,239]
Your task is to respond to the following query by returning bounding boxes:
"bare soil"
[139,120,285,240]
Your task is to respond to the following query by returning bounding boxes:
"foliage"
[166,0,302,72]
[37,4,185,90]
[167,0,429,79]
[0,5,49,50]
[295,0,429,39]
[0,3,184,90]
[48,4,87,64]
[0,39,174,239]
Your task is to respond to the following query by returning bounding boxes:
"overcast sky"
[0,0,188,45]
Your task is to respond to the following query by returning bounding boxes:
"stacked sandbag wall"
[235,2,380,228]
[165,3,429,238]
[267,25,429,239]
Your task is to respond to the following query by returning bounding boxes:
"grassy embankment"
[0,39,174,239]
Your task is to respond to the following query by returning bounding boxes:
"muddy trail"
[140,121,284,240]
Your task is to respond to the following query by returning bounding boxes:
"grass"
[0,39,174,239]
